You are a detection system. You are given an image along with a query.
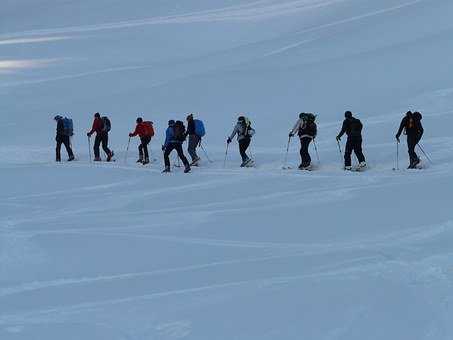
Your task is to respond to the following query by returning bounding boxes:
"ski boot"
[190,157,200,166]
[94,157,102,162]
[136,157,143,163]
[298,164,312,171]
[107,151,114,162]
[56,157,61,162]
[344,165,353,171]
[240,158,251,167]
[162,166,171,173]
[184,165,191,173]
[68,155,75,162]
[142,157,150,165]
[358,161,366,168]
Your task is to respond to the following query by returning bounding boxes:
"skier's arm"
[395,118,405,138]
[88,119,99,135]
[229,124,239,141]
[130,125,139,137]
[164,128,172,147]
[56,119,64,135]
[417,120,424,138]
[337,121,347,139]
[290,119,301,136]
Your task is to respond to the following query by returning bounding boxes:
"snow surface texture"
[1,0,453,339]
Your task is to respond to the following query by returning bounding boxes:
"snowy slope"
[1,1,453,339]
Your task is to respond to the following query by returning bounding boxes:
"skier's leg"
[187,135,198,161]
[354,138,366,163]
[163,144,174,168]
[93,135,101,159]
[56,137,62,161]
[344,138,353,167]
[239,138,251,162]
[407,136,418,165]
[301,138,311,167]
[175,143,190,167]
[62,136,74,158]
[143,137,150,160]
[101,133,112,156]
[138,142,144,160]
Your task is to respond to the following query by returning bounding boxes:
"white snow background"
[1,0,453,339]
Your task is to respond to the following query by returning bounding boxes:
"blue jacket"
[164,126,180,146]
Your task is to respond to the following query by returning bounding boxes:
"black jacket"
[396,115,423,139]
[187,119,196,135]
[338,117,362,139]
[56,118,65,136]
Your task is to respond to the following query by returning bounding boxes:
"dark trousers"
[344,137,365,167]
[407,135,420,164]
[299,137,312,167]
[188,134,200,161]
[139,136,151,159]
[239,137,251,162]
[56,135,74,161]
[94,132,111,158]
[164,143,189,168]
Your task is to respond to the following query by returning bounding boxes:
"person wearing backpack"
[186,113,205,166]
[289,113,317,170]
[395,111,424,169]
[129,117,154,165]
[227,116,255,167]
[87,112,114,162]
[336,111,367,170]
[54,115,75,162]
[162,120,191,173]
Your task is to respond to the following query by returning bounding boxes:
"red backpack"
[143,121,154,137]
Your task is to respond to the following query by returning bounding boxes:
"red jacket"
[88,117,103,135]
[130,122,154,138]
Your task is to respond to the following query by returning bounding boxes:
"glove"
[129,133,133,137]
[336,135,341,141]
[227,138,232,144]
[87,132,91,137]
[395,135,400,143]
[161,145,166,151]
[289,133,294,138]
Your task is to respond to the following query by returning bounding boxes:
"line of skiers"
[53,109,425,172]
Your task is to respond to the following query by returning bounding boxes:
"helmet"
[299,112,307,119]
[344,111,353,119]
[168,120,175,126]
[136,117,143,123]
[94,112,100,118]
[237,116,245,122]
[54,115,62,121]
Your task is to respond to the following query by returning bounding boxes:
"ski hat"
[344,111,353,119]
[299,112,306,119]
[186,113,194,120]
[406,111,413,117]
[238,116,245,122]
[168,119,175,126]
[136,117,143,123]
[94,112,100,118]
[54,115,62,121]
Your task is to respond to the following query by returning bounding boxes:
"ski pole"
[283,136,291,169]
[336,139,343,158]
[313,138,320,164]
[223,143,229,168]
[88,136,92,163]
[396,141,399,170]
[417,143,433,164]
[200,142,214,163]
[124,137,131,164]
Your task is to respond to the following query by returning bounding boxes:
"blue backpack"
[194,119,205,137]
[62,117,74,136]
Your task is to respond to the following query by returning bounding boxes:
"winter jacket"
[396,115,423,139]
[130,122,153,138]
[187,119,196,135]
[164,126,182,146]
[338,117,363,139]
[56,118,65,136]
[88,117,104,135]
[229,122,253,141]
[290,118,317,139]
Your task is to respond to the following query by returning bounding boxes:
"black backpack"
[173,120,186,142]
[102,117,111,132]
